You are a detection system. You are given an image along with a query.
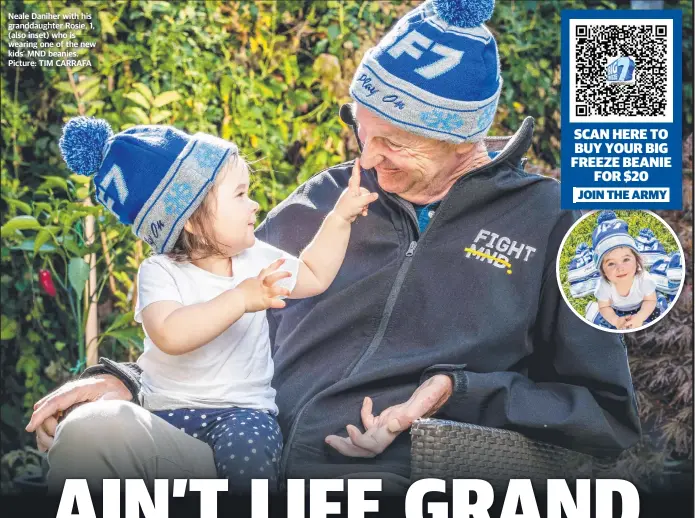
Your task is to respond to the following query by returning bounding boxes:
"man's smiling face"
[354,104,469,204]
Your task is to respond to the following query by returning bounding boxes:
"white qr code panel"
[569,19,673,123]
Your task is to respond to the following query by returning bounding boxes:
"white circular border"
[556,210,686,334]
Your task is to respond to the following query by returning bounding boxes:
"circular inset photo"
[557,210,684,333]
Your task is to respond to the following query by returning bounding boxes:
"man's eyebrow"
[382,134,409,145]
[235,183,248,191]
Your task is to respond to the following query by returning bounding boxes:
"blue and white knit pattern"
[650,257,676,295]
[570,271,600,299]
[133,133,235,253]
[591,211,638,268]
[635,228,668,267]
[667,253,683,291]
[567,242,597,283]
[349,0,501,143]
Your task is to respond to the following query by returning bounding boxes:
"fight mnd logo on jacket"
[464,229,538,275]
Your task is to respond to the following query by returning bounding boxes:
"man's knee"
[53,400,150,451]
[49,400,217,493]
[48,400,155,494]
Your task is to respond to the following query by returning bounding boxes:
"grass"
[559,211,680,316]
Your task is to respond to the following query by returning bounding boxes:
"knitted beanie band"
[131,134,236,253]
[350,50,502,143]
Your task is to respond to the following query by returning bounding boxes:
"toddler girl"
[592,211,658,330]
[60,118,377,491]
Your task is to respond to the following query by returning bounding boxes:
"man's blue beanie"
[349,0,501,143]
[59,117,237,253]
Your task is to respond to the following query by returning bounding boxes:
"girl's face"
[601,247,638,284]
[187,157,259,257]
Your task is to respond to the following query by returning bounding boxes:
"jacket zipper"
[279,146,523,487]
[278,208,418,490]
[346,239,418,376]
[278,203,426,488]
[278,236,418,490]
[346,194,447,375]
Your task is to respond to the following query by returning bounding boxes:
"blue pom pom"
[639,228,655,239]
[596,210,617,224]
[433,0,495,28]
[59,117,113,176]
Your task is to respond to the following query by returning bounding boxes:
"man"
[27,0,640,493]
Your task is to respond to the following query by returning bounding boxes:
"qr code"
[570,21,673,123]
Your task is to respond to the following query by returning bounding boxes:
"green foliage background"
[559,211,680,316]
[1,0,693,489]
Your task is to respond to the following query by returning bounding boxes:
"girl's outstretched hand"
[333,159,379,223]
[238,258,292,312]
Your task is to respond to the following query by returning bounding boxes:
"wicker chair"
[410,418,603,491]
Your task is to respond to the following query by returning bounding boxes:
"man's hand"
[238,258,292,312]
[325,374,453,457]
[333,159,379,223]
[26,374,131,452]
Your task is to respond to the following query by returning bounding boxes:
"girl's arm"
[291,159,378,299]
[142,259,291,355]
[624,292,657,329]
[598,300,627,329]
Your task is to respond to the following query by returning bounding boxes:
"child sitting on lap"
[592,211,658,331]
[60,118,377,491]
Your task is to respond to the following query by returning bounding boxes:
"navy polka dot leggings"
[153,407,283,492]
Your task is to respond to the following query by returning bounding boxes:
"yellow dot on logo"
[507,269,512,275]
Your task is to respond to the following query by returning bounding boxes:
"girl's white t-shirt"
[134,240,299,413]
[594,271,657,312]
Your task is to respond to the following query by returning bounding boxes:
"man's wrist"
[80,357,142,404]
[430,374,454,410]
[421,364,468,395]
[61,375,131,421]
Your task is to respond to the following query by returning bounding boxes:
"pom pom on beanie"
[596,210,617,225]
[432,0,495,28]
[59,116,113,176]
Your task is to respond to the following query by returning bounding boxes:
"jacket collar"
[482,116,535,170]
